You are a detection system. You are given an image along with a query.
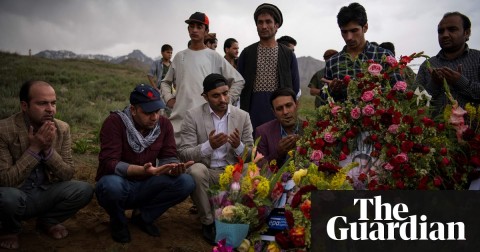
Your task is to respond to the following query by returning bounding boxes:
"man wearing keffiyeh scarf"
[95,84,195,244]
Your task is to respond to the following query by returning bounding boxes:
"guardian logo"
[311,191,480,252]
[325,196,465,241]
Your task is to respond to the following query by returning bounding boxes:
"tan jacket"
[0,112,74,187]
[178,104,253,166]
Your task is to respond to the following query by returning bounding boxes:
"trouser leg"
[187,164,222,225]
[133,174,195,223]
[0,187,27,234]
[33,181,93,226]
[95,175,131,224]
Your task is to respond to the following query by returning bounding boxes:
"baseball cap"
[130,84,165,113]
[202,73,228,95]
[185,12,209,26]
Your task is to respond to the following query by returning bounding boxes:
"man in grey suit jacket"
[178,73,253,245]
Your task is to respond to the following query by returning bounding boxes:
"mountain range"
[34,49,324,87]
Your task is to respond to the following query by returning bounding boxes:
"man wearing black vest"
[237,3,299,132]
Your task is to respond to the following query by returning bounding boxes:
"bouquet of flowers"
[295,52,475,190]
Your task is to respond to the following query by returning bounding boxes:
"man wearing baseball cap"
[178,74,253,245]
[96,84,195,243]
[237,3,299,132]
[160,12,244,144]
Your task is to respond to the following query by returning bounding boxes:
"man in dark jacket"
[237,3,299,132]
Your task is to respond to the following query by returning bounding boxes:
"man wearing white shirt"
[178,73,253,245]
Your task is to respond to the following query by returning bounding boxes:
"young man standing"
[147,44,173,91]
[237,3,299,131]
[223,38,239,69]
[160,12,244,143]
[324,2,400,102]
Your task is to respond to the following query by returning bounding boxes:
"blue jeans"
[0,181,93,233]
[95,174,195,224]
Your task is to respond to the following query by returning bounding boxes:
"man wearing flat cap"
[161,12,244,144]
[178,74,253,245]
[96,84,195,243]
[237,3,299,132]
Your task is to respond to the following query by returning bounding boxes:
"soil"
[6,154,213,252]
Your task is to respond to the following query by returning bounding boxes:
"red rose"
[299,148,307,155]
[341,136,348,143]
[339,152,347,161]
[422,146,430,154]
[289,227,306,247]
[434,176,443,187]
[395,180,405,189]
[342,145,350,155]
[401,141,414,153]
[370,134,378,142]
[441,157,450,166]
[358,173,367,182]
[471,156,480,167]
[398,133,407,141]
[343,75,351,85]
[406,91,414,100]
[275,232,291,249]
[374,142,382,150]
[302,121,309,128]
[311,131,317,137]
[345,130,356,138]
[356,72,365,78]
[285,210,294,229]
[410,126,423,135]
[422,117,435,127]
[402,115,414,124]
[440,147,448,156]
[437,123,445,131]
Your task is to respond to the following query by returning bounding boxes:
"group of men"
[1,2,479,250]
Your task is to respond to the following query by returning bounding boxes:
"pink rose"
[384,163,394,171]
[393,81,407,92]
[310,150,324,161]
[362,105,375,116]
[388,124,399,134]
[367,63,383,76]
[386,56,398,67]
[331,105,341,116]
[350,107,361,119]
[361,90,375,102]
[394,153,409,164]
[323,133,336,143]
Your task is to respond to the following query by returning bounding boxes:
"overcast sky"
[1,0,479,70]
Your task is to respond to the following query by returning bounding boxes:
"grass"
[0,52,317,153]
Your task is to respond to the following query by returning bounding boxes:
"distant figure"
[277,35,297,52]
[378,41,417,88]
[96,84,195,243]
[415,11,480,116]
[0,80,93,249]
[204,33,218,50]
[28,49,31,56]
[238,3,299,131]
[324,2,401,102]
[178,73,253,245]
[160,12,245,143]
[147,44,173,91]
[224,38,239,69]
[308,49,338,107]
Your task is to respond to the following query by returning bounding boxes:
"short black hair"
[379,42,395,56]
[269,87,297,108]
[161,44,172,52]
[337,2,368,27]
[277,35,297,46]
[19,80,39,103]
[443,11,471,31]
[223,38,238,53]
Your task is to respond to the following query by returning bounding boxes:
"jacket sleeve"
[98,114,125,176]
[44,121,75,181]
[178,110,204,162]
[221,56,245,105]
[291,52,300,94]
[0,133,38,187]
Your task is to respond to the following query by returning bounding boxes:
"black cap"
[254,3,283,27]
[202,73,228,95]
[185,12,209,26]
[130,84,165,113]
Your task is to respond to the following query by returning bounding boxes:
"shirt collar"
[437,43,470,60]
[209,104,230,119]
[280,120,300,137]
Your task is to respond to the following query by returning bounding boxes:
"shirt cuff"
[201,140,214,158]
[234,142,245,156]
[42,148,54,161]
[157,157,180,166]
[27,149,42,161]
[115,161,130,177]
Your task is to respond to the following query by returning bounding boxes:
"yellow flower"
[288,150,294,157]
[293,169,308,185]
[266,242,280,252]
[237,239,251,252]
[221,205,235,221]
[255,177,270,199]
